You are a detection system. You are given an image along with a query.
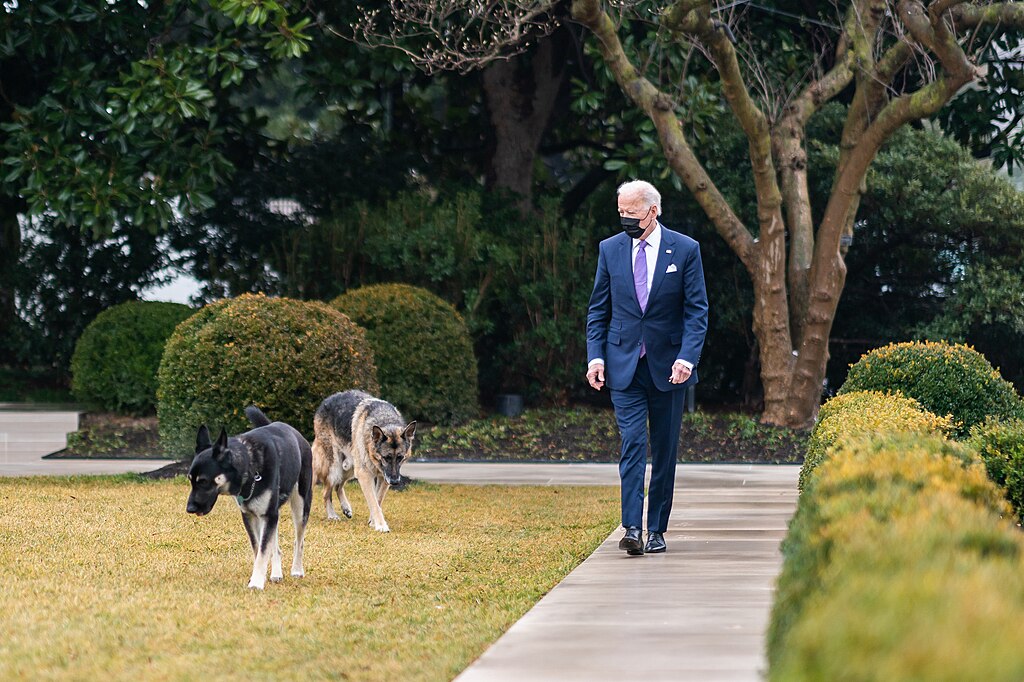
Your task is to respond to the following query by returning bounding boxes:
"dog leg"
[324,482,340,521]
[269,522,283,583]
[375,477,390,508]
[357,470,389,532]
[337,483,353,519]
[248,512,277,590]
[289,488,306,578]
[242,511,260,556]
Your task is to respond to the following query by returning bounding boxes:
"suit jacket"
[586,224,709,392]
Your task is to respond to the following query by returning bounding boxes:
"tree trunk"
[481,34,565,213]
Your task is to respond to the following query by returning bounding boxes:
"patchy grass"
[0,476,618,681]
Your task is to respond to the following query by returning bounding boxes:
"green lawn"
[0,476,618,681]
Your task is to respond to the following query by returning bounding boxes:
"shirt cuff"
[674,359,694,370]
[588,358,605,368]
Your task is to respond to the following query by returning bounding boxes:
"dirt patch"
[48,412,166,460]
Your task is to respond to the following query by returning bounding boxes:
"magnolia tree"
[355,0,1024,427]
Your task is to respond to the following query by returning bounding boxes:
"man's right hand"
[586,363,605,391]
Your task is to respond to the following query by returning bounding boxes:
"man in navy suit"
[586,180,708,555]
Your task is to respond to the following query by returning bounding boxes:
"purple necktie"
[634,239,648,312]
[634,239,648,356]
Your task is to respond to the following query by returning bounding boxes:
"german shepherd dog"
[312,390,416,532]
[186,406,313,590]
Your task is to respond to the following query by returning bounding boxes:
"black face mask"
[620,208,651,239]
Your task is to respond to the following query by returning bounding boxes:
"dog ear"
[196,425,211,453]
[212,427,229,461]
[403,421,417,439]
[371,425,385,442]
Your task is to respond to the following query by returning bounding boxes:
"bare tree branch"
[345,0,562,74]
[571,0,757,267]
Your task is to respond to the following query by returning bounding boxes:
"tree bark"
[481,34,566,213]
[572,0,1011,428]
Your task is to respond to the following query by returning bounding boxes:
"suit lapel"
[648,227,674,304]
[614,233,644,314]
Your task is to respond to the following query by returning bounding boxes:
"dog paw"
[291,569,305,578]
[373,523,390,533]
[270,575,283,583]
[248,580,265,590]
[327,513,341,521]
[342,508,353,519]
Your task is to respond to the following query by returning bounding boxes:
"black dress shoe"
[619,527,644,555]
[645,531,666,554]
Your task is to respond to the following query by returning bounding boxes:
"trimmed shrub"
[71,301,193,414]
[800,390,951,491]
[969,417,1024,522]
[769,433,1006,667]
[158,293,378,457]
[772,493,1024,681]
[840,340,1023,437]
[331,283,478,425]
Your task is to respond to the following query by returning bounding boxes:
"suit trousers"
[609,356,685,532]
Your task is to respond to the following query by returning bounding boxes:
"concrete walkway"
[408,463,799,682]
[0,407,169,476]
[2,410,800,680]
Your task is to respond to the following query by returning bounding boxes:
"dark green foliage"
[840,341,1024,438]
[969,418,1024,523]
[916,265,1024,391]
[157,293,378,457]
[71,301,193,414]
[331,284,477,425]
[10,218,167,369]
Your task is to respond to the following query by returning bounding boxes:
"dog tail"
[245,405,272,427]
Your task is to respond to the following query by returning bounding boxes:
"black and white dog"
[186,406,313,590]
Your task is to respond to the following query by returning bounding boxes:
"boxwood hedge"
[157,293,378,457]
[71,301,193,414]
[840,341,1023,438]
[331,283,478,425]
[799,390,951,491]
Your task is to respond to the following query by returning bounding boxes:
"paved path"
[410,462,799,682]
[2,410,800,680]
[0,408,169,476]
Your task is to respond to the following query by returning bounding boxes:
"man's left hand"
[669,361,691,385]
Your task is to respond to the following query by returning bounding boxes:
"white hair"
[617,180,662,216]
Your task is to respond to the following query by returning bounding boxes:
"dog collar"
[236,471,262,505]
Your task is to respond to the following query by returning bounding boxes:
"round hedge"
[800,390,951,491]
[71,301,193,414]
[331,283,478,425]
[840,341,1024,438]
[769,432,1005,670]
[157,293,379,457]
[968,417,1024,523]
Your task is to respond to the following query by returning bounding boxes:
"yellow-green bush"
[331,283,478,425]
[840,341,1023,438]
[157,293,378,456]
[969,417,1024,523]
[800,390,951,491]
[772,493,1024,681]
[768,433,1007,668]
[71,301,193,414]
